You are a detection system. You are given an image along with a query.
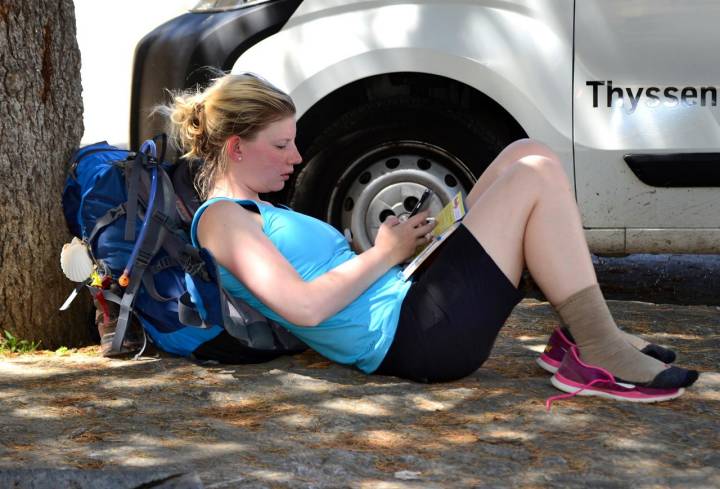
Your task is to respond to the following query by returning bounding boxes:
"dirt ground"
[1,298,718,488]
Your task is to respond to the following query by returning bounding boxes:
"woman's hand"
[373,211,437,266]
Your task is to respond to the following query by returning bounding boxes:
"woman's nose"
[290,145,302,165]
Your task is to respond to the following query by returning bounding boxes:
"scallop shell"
[60,237,94,282]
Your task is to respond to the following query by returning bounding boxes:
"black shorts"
[374,224,524,382]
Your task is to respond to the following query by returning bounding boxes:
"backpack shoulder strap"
[123,152,144,241]
[110,162,176,354]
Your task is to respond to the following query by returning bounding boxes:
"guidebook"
[401,192,466,280]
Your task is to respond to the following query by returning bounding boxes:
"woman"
[166,74,698,401]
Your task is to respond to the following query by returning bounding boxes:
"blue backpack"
[61,137,306,362]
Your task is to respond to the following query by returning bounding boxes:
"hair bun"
[168,94,210,161]
[190,101,204,132]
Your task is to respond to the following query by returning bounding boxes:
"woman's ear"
[227,135,244,162]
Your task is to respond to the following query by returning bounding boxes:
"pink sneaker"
[537,327,677,374]
[536,328,573,374]
[546,346,686,410]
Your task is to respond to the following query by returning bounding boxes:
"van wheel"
[291,98,514,252]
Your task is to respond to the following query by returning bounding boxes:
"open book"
[401,192,466,280]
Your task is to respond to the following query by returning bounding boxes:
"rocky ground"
[1,299,718,488]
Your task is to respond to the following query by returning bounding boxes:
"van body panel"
[231,0,576,185]
[574,0,720,233]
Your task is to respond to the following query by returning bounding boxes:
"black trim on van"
[624,153,720,187]
[130,0,303,148]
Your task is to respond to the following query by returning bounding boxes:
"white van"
[132,0,720,254]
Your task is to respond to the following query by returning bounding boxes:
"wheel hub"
[331,141,474,251]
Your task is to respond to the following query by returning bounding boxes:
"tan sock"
[561,320,649,351]
[556,284,666,383]
[620,330,649,350]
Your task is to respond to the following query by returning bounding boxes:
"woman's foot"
[547,346,696,409]
[555,284,695,388]
[537,327,677,374]
[579,335,696,388]
[619,329,676,363]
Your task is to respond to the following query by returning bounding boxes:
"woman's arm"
[197,200,435,327]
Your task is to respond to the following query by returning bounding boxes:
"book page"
[401,192,465,281]
[430,191,465,237]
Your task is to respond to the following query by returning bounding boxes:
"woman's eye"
[275,145,287,149]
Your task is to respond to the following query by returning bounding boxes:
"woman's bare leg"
[458,141,695,386]
[462,147,595,304]
[464,139,661,352]
[465,138,561,209]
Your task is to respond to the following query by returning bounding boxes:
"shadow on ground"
[0,299,718,488]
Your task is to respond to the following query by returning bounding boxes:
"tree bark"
[0,0,91,348]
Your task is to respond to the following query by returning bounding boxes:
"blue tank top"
[190,197,412,373]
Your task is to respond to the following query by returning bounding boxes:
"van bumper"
[130,0,302,147]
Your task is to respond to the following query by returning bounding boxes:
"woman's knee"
[496,139,566,184]
[503,138,559,162]
[512,153,570,191]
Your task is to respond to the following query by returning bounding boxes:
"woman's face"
[235,116,302,194]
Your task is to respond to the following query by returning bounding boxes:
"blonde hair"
[161,73,296,200]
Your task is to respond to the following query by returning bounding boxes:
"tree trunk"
[0,0,91,348]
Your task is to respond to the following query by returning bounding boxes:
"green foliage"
[54,346,70,356]
[0,330,42,354]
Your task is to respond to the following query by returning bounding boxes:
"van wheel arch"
[289,94,525,251]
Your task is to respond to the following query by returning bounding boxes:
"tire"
[291,97,514,252]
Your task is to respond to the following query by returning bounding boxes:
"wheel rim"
[328,140,475,252]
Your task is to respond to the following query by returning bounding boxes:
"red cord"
[95,290,110,329]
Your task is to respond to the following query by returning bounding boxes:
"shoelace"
[545,378,607,412]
